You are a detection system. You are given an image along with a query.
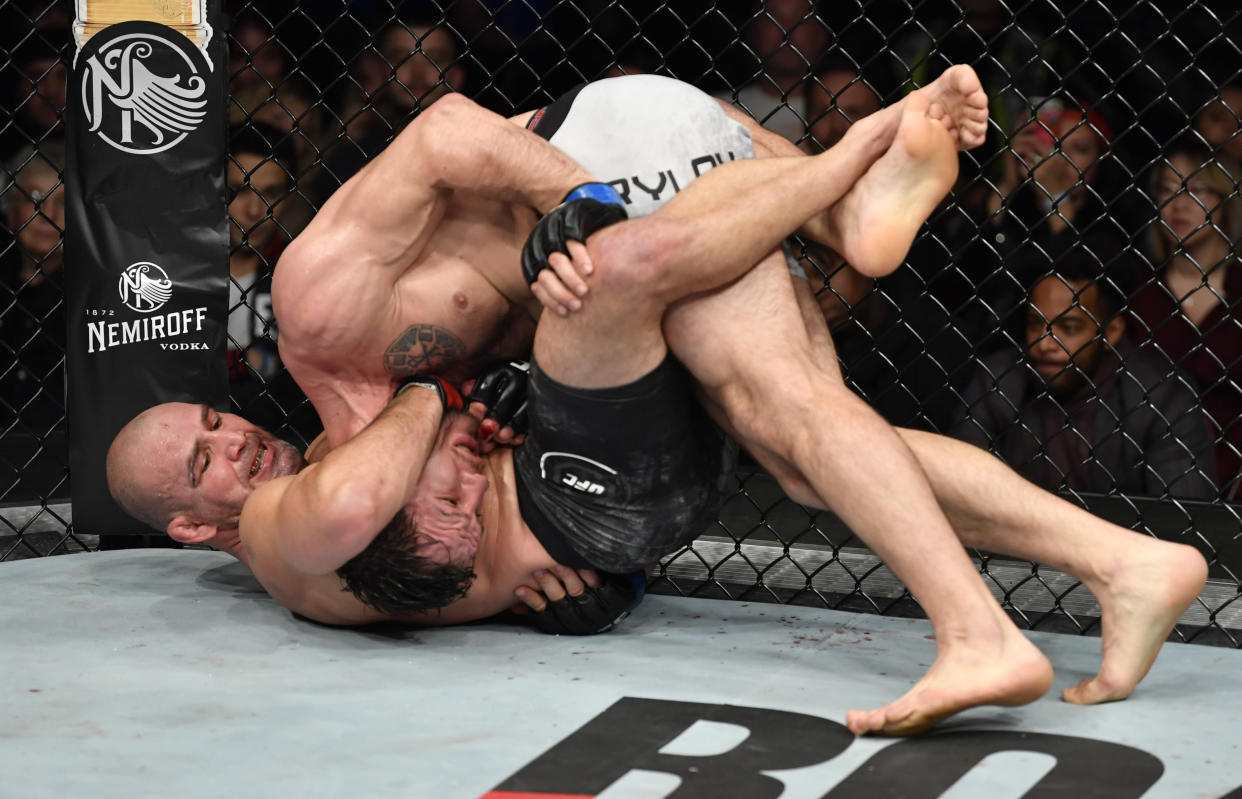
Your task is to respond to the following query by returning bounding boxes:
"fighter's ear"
[167,515,218,544]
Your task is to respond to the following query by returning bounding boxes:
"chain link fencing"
[2,0,1240,645]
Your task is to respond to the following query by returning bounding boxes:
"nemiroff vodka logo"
[118,261,172,312]
[87,261,209,354]
[80,30,207,154]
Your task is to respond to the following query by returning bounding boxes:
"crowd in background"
[0,0,1239,505]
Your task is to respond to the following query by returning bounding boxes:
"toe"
[1062,676,1129,705]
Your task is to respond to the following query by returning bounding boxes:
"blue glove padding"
[466,360,530,435]
[521,182,627,286]
[563,183,626,205]
[531,570,646,636]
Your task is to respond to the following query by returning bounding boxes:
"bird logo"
[81,32,208,155]
[118,262,174,313]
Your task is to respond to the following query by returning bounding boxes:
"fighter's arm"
[326,93,597,257]
[243,385,447,576]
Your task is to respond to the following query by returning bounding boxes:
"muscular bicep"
[310,151,447,273]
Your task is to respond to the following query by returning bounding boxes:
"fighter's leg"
[889,427,1209,706]
[782,270,1206,712]
[663,254,1053,737]
[720,64,986,278]
[532,88,913,365]
[533,83,962,315]
[528,115,888,385]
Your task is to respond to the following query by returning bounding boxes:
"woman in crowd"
[927,96,1136,356]
[1128,139,1242,499]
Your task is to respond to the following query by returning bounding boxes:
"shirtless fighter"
[108,71,1206,735]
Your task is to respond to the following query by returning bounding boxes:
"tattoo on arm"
[383,325,466,377]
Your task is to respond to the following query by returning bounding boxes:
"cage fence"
[1,0,1240,646]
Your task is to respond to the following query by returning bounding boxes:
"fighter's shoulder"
[279,212,368,273]
[272,223,389,338]
[239,472,300,548]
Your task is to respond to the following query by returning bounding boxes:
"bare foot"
[1062,540,1207,704]
[921,64,990,150]
[831,91,959,277]
[847,627,1053,736]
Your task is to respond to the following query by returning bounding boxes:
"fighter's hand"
[513,565,597,614]
[465,359,530,446]
[531,240,594,316]
[522,183,628,317]
[394,375,464,411]
[514,567,646,635]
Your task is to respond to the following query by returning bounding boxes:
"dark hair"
[228,122,297,180]
[1033,244,1130,321]
[1144,134,1242,261]
[336,509,474,616]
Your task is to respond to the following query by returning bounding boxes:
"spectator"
[991,97,1115,244]
[1194,83,1242,164]
[803,54,881,153]
[895,0,1097,149]
[3,29,69,156]
[939,96,1128,356]
[952,250,1216,499]
[229,12,289,94]
[0,142,65,432]
[715,0,830,142]
[226,124,298,427]
[374,18,466,133]
[230,74,327,233]
[804,244,970,432]
[337,45,390,144]
[1128,139,1242,499]
[312,17,465,205]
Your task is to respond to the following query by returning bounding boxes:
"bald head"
[107,405,191,530]
[107,402,306,537]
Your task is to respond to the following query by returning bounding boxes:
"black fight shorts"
[513,355,738,573]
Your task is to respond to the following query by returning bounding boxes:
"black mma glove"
[531,570,647,636]
[521,182,628,286]
[466,359,530,436]
[395,375,463,411]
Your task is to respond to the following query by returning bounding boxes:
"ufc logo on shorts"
[562,473,605,495]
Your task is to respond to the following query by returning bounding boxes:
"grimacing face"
[116,403,305,535]
[405,412,490,566]
[1024,277,1121,399]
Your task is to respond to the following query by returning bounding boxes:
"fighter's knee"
[588,217,688,299]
